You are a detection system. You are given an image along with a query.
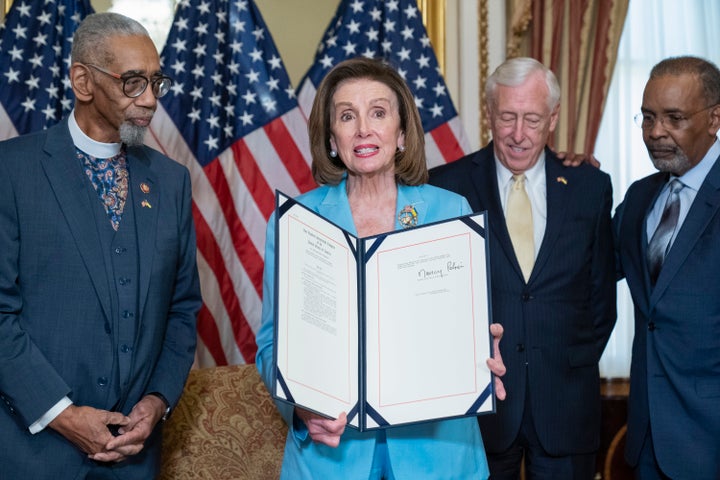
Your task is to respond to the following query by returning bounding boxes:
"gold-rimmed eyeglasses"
[633,104,717,131]
[85,63,173,99]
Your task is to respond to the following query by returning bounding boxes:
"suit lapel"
[614,174,666,312]
[532,154,569,281]
[650,156,720,304]
[127,147,159,321]
[315,180,432,235]
[469,150,525,279]
[39,121,113,321]
[317,180,357,234]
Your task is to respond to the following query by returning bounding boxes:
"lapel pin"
[398,205,418,229]
[140,182,151,194]
[556,176,568,185]
[141,199,152,209]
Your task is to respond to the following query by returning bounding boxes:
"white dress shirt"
[495,153,548,260]
[645,139,720,246]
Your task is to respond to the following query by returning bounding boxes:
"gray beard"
[650,149,692,176]
[119,122,147,147]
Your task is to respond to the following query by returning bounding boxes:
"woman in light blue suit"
[256,57,506,479]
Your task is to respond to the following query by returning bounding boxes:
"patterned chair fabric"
[161,364,287,479]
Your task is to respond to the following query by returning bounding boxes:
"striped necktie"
[646,179,684,285]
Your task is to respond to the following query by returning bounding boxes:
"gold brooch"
[398,205,418,229]
[556,176,568,185]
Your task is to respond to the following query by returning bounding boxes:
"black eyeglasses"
[85,63,173,99]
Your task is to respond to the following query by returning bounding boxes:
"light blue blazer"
[256,179,489,480]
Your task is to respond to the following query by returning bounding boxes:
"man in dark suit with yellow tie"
[615,56,720,480]
[0,13,201,479]
[429,57,616,479]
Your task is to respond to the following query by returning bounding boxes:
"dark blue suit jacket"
[614,154,720,479]
[429,143,616,456]
[0,119,201,479]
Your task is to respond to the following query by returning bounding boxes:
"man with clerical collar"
[0,12,201,479]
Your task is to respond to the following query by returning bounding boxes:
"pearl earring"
[329,150,338,157]
[398,145,406,152]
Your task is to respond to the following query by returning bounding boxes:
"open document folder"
[272,191,495,431]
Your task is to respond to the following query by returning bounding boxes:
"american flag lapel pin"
[140,183,151,208]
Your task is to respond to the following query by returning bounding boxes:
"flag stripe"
[199,159,264,296]
[196,304,228,366]
[195,250,247,365]
[429,120,466,163]
[231,139,276,222]
[193,202,258,363]
[296,81,317,124]
[214,144,269,266]
[242,114,312,206]
[263,117,316,194]
[423,131,444,171]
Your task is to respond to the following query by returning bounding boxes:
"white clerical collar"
[68,109,122,158]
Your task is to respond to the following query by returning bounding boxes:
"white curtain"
[595,0,720,378]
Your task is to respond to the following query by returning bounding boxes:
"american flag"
[0,0,94,140]
[297,0,469,168]
[145,0,315,366]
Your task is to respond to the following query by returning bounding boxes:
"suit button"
[97,377,108,387]
[648,322,656,331]
[120,344,133,353]
[521,293,532,301]
[516,344,525,352]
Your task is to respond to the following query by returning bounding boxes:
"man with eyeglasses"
[615,56,720,479]
[429,57,616,479]
[0,12,201,479]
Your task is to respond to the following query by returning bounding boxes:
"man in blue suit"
[0,13,201,479]
[429,57,616,479]
[615,56,720,480]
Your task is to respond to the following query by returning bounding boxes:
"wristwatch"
[148,392,171,422]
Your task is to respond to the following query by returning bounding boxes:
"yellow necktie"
[506,174,534,281]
